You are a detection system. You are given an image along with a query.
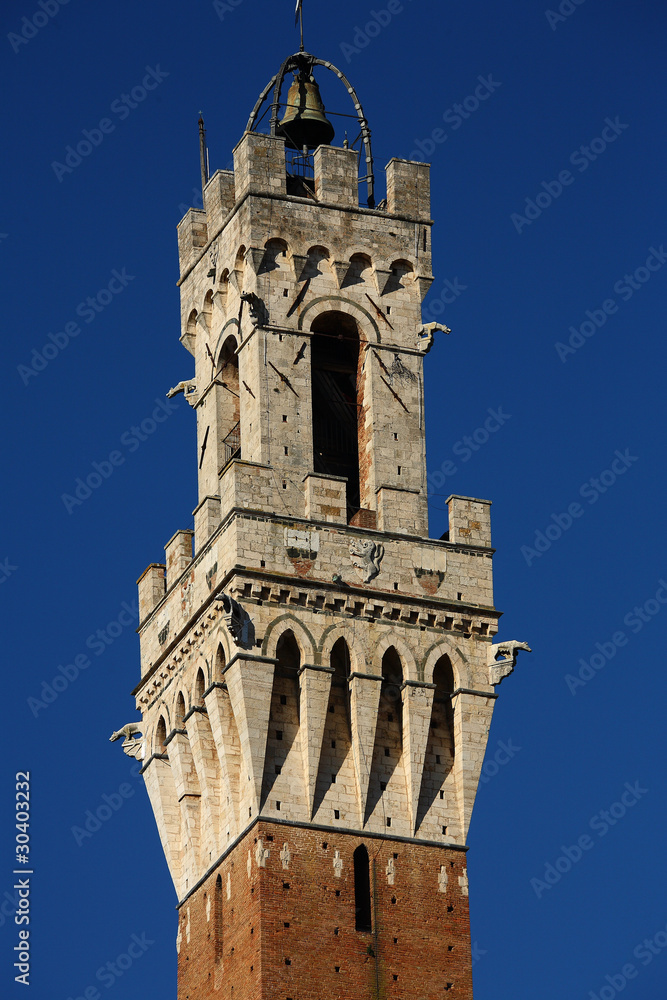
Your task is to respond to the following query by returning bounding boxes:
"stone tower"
[122,45,527,1000]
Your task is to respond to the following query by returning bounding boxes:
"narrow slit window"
[353,844,372,932]
[215,875,223,963]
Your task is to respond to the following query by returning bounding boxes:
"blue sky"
[2,0,666,997]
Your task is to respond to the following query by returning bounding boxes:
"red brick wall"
[177,822,473,1000]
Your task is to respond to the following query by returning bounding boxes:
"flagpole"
[299,2,304,51]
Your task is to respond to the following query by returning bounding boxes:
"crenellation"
[386,157,432,222]
[203,169,236,234]
[177,208,208,274]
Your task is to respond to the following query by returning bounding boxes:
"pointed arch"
[175,692,186,728]
[422,640,471,691]
[262,614,316,663]
[373,631,418,682]
[312,636,355,820]
[414,652,458,839]
[260,629,302,810]
[194,668,206,707]
[214,642,228,681]
[205,657,242,840]
[155,715,167,753]
[364,646,406,826]
[319,623,362,674]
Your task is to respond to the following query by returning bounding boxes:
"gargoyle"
[217,593,254,648]
[109,723,145,760]
[167,379,199,407]
[349,539,384,583]
[240,291,268,326]
[487,640,532,686]
[416,322,451,354]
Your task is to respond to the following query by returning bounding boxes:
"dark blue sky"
[2,0,666,997]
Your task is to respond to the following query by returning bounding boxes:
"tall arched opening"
[310,311,362,518]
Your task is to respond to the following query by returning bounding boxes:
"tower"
[118,41,528,1000]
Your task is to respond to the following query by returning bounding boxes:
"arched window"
[381,647,404,740]
[156,716,167,753]
[432,656,455,764]
[217,335,240,468]
[331,637,352,716]
[214,874,223,963]
[353,844,372,932]
[262,238,290,274]
[415,655,456,834]
[175,693,186,729]
[310,311,362,518]
[346,253,372,287]
[183,309,197,354]
[203,289,213,330]
[215,643,226,681]
[195,668,206,707]
[217,268,230,308]
[304,245,330,279]
[261,630,301,809]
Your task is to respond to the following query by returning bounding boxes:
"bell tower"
[119,40,528,1000]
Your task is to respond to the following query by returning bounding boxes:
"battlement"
[177,132,432,276]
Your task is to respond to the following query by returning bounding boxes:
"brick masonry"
[176,822,472,1000]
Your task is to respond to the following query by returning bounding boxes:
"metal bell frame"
[245,50,375,209]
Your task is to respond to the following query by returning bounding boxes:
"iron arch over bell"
[245,50,375,208]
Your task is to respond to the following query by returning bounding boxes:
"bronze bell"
[276,72,335,151]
